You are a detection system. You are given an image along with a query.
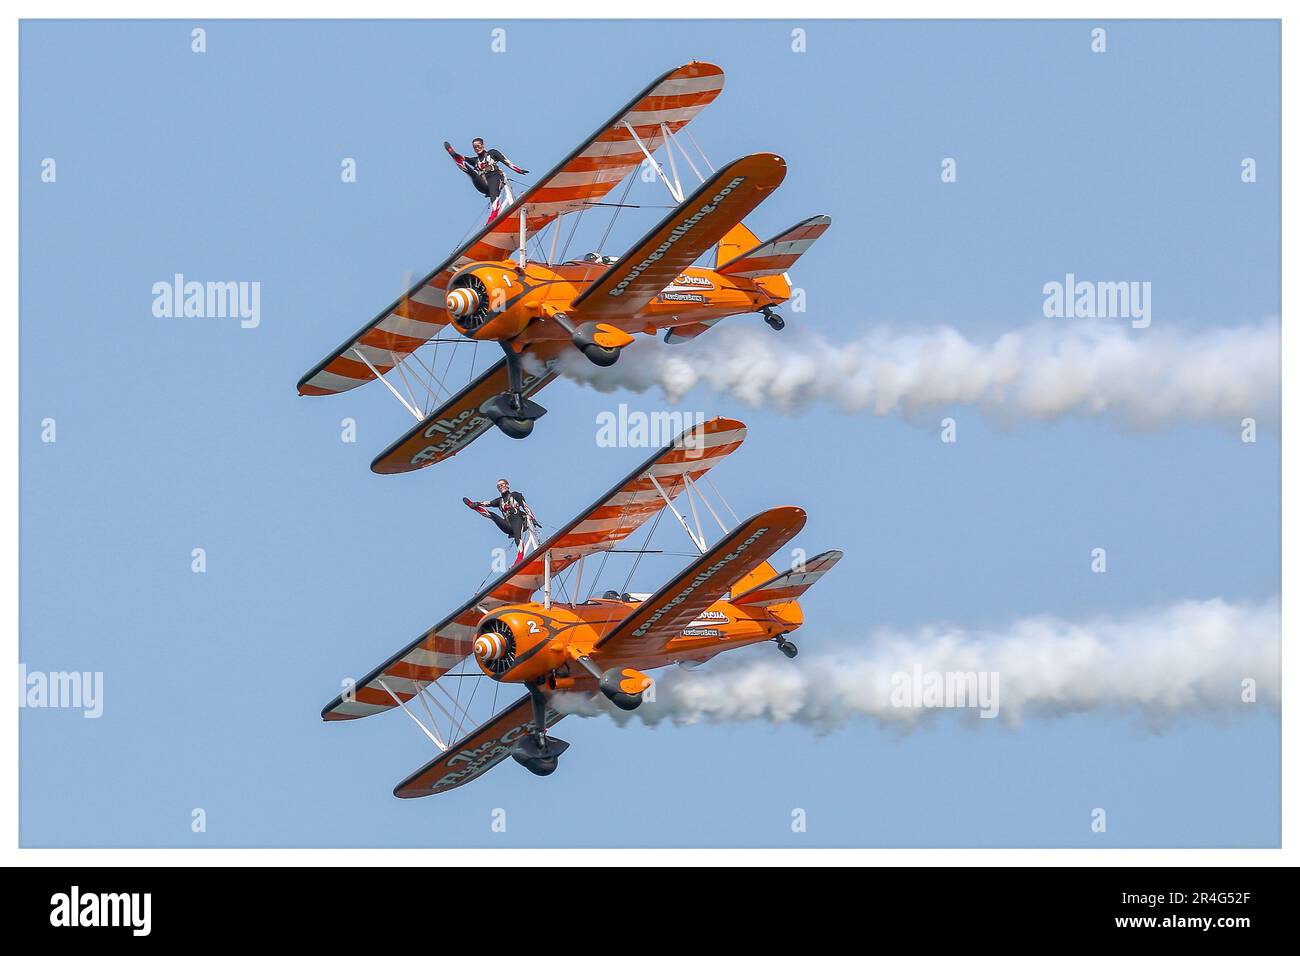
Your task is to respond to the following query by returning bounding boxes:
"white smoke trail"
[552,321,1278,428]
[553,597,1278,731]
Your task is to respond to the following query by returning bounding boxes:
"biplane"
[321,417,842,797]
[295,62,830,473]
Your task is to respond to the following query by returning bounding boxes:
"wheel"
[582,343,620,367]
[778,640,798,659]
[496,416,534,440]
[520,755,558,777]
[764,313,785,331]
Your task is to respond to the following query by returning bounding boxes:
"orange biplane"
[321,418,842,796]
[296,62,830,473]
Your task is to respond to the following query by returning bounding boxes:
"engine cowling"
[445,262,534,341]
[473,609,566,682]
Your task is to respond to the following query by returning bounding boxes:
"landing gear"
[494,414,535,440]
[775,637,798,659]
[484,342,547,440]
[760,306,785,331]
[511,681,569,777]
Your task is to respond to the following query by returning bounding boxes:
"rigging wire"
[703,474,741,525]
[685,129,716,173]
[619,504,667,596]
[558,200,588,263]
[450,671,481,744]
[596,172,638,255]
[583,547,612,603]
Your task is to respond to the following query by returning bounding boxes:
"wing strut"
[543,550,552,610]
[622,121,684,203]
[378,678,447,751]
[649,473,706,554]
[685,473,730,534]
[350,347,424,422]
[517,206,528,270]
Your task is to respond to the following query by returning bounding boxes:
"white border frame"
[4,2,1292,867]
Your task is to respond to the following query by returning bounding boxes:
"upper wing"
[393,693,565,798]
[321,415,748,721]
[717,214,832,278]
[478,415,749,606]
[370,341,567,475]
[592,506,807,661]
[732,549,843,607]
[569,153,787,321]
[297,62,725,397]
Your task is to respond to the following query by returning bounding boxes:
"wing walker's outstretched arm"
[490,148,529,175]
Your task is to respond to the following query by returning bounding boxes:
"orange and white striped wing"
[320,416,746,722]
[479,416,748,606]
[297,62,725,397]
[717,214,831,279]
[321,608,481,721]
[732,549,843,607]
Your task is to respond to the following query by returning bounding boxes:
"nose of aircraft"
[446,287,481,318]
[474,632,508,661]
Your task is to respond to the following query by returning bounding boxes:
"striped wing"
[321,415,747,721]
[732,550,843,607]
[717,214,831,279]
[297,62,725,397]
[486,416,748,604]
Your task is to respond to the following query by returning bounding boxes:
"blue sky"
[20,19,1279,847]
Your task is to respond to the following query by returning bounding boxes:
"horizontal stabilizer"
[718,214,831,278]
[732,549,843,607]
[663,318,723,344]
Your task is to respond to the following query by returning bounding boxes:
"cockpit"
[564,252,621,267]
[589,589,647,604]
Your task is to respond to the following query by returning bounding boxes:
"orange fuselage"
[445,259,788,344]
[474,594,802,689]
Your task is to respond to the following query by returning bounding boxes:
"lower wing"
[370,341,566,474]
[393,693,565,798]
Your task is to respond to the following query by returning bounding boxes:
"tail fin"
[717,221,762,270]
[718,214,831,287]
[732,549,843,608]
